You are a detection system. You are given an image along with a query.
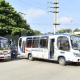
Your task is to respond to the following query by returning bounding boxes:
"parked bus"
[0,37,11,60]
[18,34,80,65]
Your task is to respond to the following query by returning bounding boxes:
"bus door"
[50,39,55,59]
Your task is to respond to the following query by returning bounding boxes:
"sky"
[5,0,80,33]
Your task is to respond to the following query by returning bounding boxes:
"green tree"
[74,28,80,32]
[57,29,72,33]
[33,30,42,35]
[0,0,34,36]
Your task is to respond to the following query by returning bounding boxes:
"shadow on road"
[67,62,80,66]
[0,58,26,63]
[0,58,80,66]
[30,58,80,66]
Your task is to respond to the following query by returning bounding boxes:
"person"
[10,44,17,60]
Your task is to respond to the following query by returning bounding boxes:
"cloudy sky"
[6,0,80,33]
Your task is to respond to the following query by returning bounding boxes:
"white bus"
[18,34,80,65]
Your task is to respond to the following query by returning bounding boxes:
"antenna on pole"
[49,0,60,34]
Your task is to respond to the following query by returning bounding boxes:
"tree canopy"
[73,28,80,32]
[57,29,72,33]
[0,0,34,36]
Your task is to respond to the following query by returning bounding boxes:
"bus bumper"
[67,57,80,63]
[0,54,11,60]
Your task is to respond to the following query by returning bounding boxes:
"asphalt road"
[0,59,80,80]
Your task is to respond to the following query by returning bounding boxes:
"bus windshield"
[71,36,80,50]
[0,39,9,50]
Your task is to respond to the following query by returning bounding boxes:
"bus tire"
[28,53,34,61]
[58,57,66,66]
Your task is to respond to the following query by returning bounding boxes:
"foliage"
[57,29,72,33]
[0,0,34,36]
[73,28,80,32]
[33,30,42,35]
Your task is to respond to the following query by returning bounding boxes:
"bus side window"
[40,38,48,48]
[26,38,32,48]
[32,37,39,48]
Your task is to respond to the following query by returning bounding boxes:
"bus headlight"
[74,53,80,57]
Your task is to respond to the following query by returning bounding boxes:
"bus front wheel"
[58,57,66,65]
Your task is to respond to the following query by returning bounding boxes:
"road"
[0,59,80,80]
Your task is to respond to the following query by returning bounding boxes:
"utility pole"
[49,0,60,34]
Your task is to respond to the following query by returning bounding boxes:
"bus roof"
[0,36,8,40]
[19,33,72,38]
